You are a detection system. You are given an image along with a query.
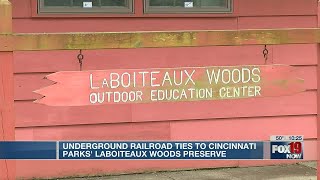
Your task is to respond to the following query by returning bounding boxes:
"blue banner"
[0,141,56,159]
[0,141,267,160]
[0,141,303,160]
[59,141,264,160]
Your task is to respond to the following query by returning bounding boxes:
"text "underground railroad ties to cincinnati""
[61,142,259,159]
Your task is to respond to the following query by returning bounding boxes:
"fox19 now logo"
[270,141,303,159]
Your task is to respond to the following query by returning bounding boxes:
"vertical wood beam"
[0,0,15,179]
[317,0,320,179]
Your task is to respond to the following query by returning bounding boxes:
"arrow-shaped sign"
[34,65,305,106]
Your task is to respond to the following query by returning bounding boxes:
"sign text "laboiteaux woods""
[34,65,305,106]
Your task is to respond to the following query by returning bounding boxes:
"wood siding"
[10,0,318,178]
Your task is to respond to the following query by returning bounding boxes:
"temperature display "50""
[270,135,303,142]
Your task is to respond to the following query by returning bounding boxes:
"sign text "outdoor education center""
[35,65,305,106]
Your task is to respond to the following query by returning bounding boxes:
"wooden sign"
[34,65,305,106]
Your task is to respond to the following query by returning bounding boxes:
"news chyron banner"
[0,136,303,160]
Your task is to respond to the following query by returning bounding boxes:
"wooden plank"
[14,46,269,73]
[238,0,317,16]
[34,65,306,106]
[170,115,316,140]
[317,3,320,177]
[317,3,320,179]
[273,44,318,65]
[319,2,320,25]
[0,0,11,33]
[13,44,317,73]
[11,0,31,19]
[15,128,33,141]
[19,122,171,140]
[316,6,320,178]
[15,91,316,127]
[15,101,132,127]
[14,50,79,73]
[0,53,15,180]
[132,91,316,122]
[294,66,317,90]
[238,16,317,29]
[318,47,320,177]
[12,18,237,33]
[13,66,317,101]
[16,116,316,140]
[0,1,15,179]
[14,73,52,100]
[3,28,320,51]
